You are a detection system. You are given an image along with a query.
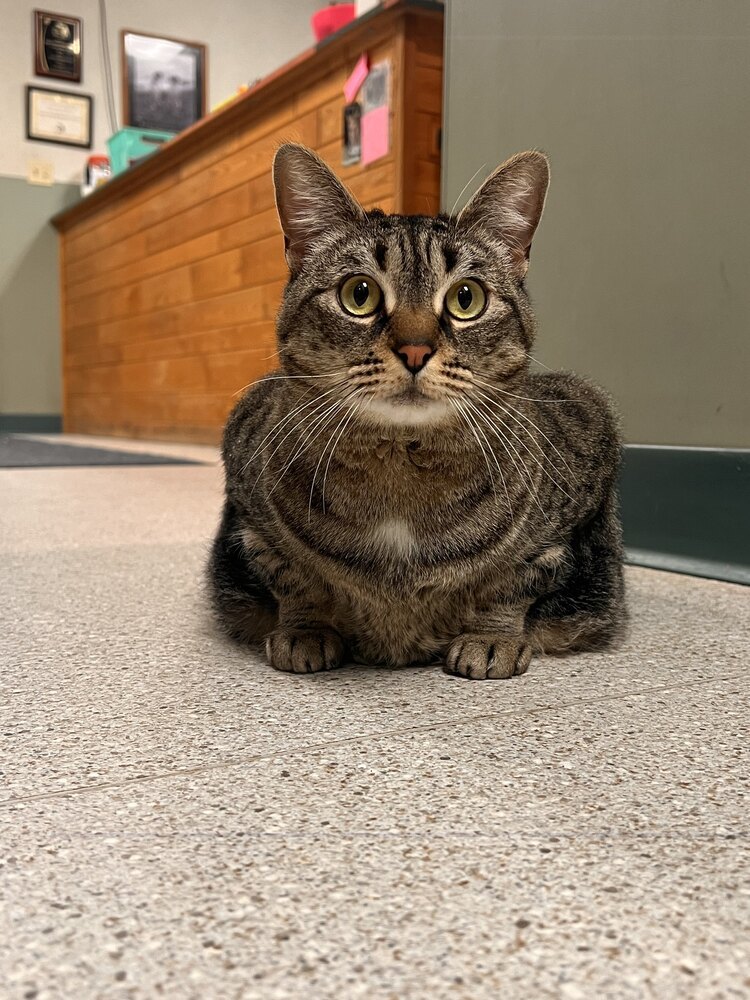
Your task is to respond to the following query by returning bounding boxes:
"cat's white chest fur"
[368,518,415,557]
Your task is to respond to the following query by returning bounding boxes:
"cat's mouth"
[389,383,432,405]
[359,386,452,426]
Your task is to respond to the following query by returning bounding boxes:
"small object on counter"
[106,127,176,176]
[311,3,355,42]
[80,154,111,197]
[210,85,249,114]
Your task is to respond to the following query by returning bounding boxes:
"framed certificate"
[26,85,92,148]
[34,10,82,83]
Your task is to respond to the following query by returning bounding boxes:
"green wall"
[442,0,750,447]
[0,178,79,426]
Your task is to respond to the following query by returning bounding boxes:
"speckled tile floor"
[1,437,748,1000]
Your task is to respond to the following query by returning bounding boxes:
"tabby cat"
[208,143,626,679]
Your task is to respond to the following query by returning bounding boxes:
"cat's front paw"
[266,628,345,674]
[444,634,532,680]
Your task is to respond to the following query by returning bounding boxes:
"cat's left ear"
[458,151,550,277]
[273,143,364,270]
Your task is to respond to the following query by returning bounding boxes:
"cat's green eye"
[339,275,383,317]
[444,279,487,321]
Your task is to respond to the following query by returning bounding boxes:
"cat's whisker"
[469,376,576,480]
[249,388,354,493]
[474,393,575,504]
[452,162,488,220]
[463,397,533,492]
[465,397,554,530]
[241,380,349,473]
[280,390,358,465]
[233,369,349,398]
[307,401,354,522]
[249,378,348,461]
[526,352,555,372]
[495,396,577,482]
[267,393,357,498]
[308,391,364,522]
[474,399,571,539]
[449,399,505,515]
[473,379,577,479]
[225,346,279,366]
[457,399,511,515]
[321,399,364,515]
[470,389,577,504]
[470,371,573,405]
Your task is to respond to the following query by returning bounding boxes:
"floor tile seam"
[0,540,213,558]
[0,462,220,472]
[1,669,745,810]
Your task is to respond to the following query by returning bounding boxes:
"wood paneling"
[54,1,443,443]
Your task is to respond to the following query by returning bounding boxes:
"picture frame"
[34,9,82,83]
[121,30,206,134]
[342,102,361,166]
[26,84,92,148]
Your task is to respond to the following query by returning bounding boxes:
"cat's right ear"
[273,143,364,270]
[458,151,550,278]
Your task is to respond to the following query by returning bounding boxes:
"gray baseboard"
[620,445,750,585]
[0,414,62,433]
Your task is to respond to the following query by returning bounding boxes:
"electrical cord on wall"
[98,0,119,135]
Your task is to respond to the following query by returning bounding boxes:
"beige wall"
[2,0,322,185]
[442,0,750,447]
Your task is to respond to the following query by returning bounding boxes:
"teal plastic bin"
[106,127,176,175]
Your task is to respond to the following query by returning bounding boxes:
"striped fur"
[208,145,626,679]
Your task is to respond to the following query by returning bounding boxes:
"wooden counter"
[52,0,443,443]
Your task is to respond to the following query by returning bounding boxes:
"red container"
[311,3,355,42]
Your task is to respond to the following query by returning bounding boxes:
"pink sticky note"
[344,53,369,104]
[360,105,389,166]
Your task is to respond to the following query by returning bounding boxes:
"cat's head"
[272,143,549,427]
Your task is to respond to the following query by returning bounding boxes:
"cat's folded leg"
[526,499,627,655]
[208,509,279,645]
[209,503,345,673]
[444,603,533,680]
[266,602,346,675]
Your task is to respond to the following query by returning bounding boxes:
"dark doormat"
[0,435,206,468]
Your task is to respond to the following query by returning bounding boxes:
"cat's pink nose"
[394,342,434,374]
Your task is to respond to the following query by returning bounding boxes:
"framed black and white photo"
[34,9,82,83]
[121,30,206,133]
[342,102,361,166]
[26,85,91,148]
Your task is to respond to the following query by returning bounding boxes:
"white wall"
[1,0,322,184]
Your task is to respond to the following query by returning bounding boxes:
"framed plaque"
[26,85,92,148]
[121,30,206,133]
[34,10,82,83]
